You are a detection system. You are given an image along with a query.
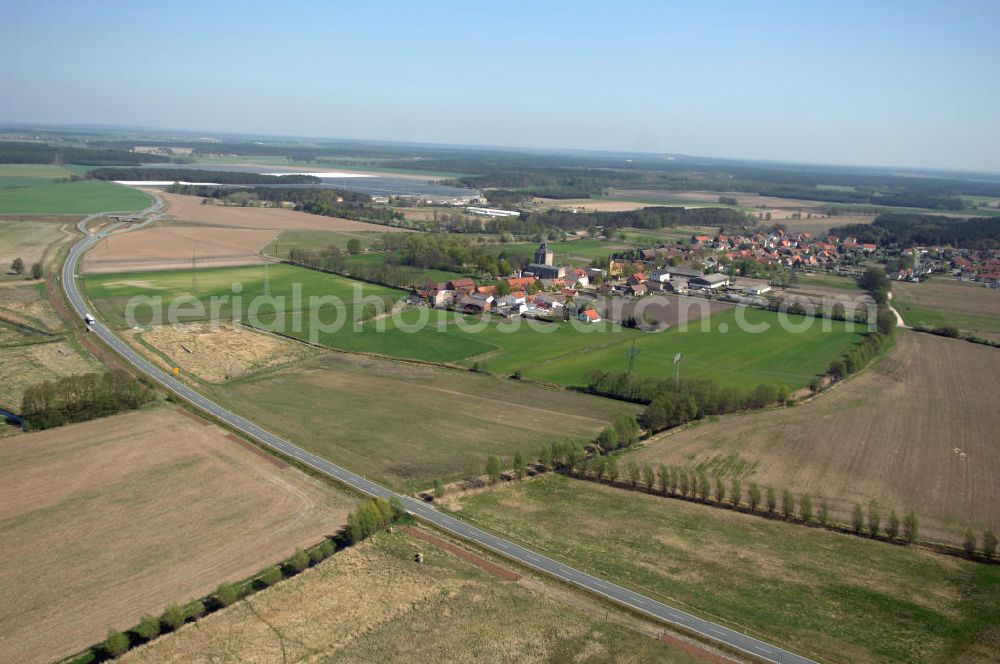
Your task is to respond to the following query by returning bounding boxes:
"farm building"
[743,283,772,296]
[447,278,476,294]
[689,274,730,290]
[464,206,521,218]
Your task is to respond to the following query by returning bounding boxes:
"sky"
[3,0,1000,172]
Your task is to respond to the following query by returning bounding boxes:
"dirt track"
[0,407,353,664]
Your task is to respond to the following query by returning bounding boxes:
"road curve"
[61,196,816,664]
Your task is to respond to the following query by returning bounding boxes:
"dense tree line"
[88,167,320,184]
[832,214,1000,249]
[474,206,748,237]
[582,371,788,433]
[377,233,526,274]
[20,370,154,430]
[0,141,171,165]
[287,244,450,289]
[755,185,964,210]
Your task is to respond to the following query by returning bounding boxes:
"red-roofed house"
[507,276,537,290]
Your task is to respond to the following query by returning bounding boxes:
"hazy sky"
[4,0,999,171]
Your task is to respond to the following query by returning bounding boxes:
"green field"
[83,264,406,328]
[518,307,865,391]
[620,226,719,244]
[0,179,150,214]
[794,272,862,291]
[502,238,631,264]
[207,352,638,490]
[0,165,75,179]
[297,305,860,391]
[452,475,1000,664]
[86,266,864,390]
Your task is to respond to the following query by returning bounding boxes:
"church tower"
[534,243,553,266]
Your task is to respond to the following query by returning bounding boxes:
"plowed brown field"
[83,225,278,273]
[155,190,412,233]
[629,331,1000,544]
[0,407,353,664]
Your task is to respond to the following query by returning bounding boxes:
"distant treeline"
[832,213,1000,249]
[68,137,1000,202]
[0,141,171,166]
[21,370,155,430]
[755,186,964,211]
[88,168,321,185]
[475,206,748,237]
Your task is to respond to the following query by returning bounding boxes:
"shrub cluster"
[346,496,407,543]
[583,370,788,434]
[20,370,154,430]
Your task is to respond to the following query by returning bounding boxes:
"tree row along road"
[61,193,815,664]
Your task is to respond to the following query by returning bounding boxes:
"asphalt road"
[61,196,816,664]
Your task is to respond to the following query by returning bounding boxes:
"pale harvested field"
[0,340,97,411]
[894,278,1000,340]
[780,286,872,314]
[0,281,64,331]
[120,531,689,664]
[629,331,1000,544]
[155,190,411,233]
[131,323,317,382]
[83,224,277,273]
[534,197,652,212]
[0,407,353,664]
[0,218,77,279]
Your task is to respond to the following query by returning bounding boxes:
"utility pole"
[627,339,640,376]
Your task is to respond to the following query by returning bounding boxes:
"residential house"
[448,278,476,295]
[579,308,602,323]
[456,293,493,314]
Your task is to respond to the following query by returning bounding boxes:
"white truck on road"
[84,312,96,326]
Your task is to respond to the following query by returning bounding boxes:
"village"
[406,226,923,324]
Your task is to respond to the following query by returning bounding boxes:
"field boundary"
[56,517,392,664]
[561,469,997,562]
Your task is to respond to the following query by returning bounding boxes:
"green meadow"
[0,174,150,214]
[82,264,405,328]
[86,265,864,390]
[516,307,864,391]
